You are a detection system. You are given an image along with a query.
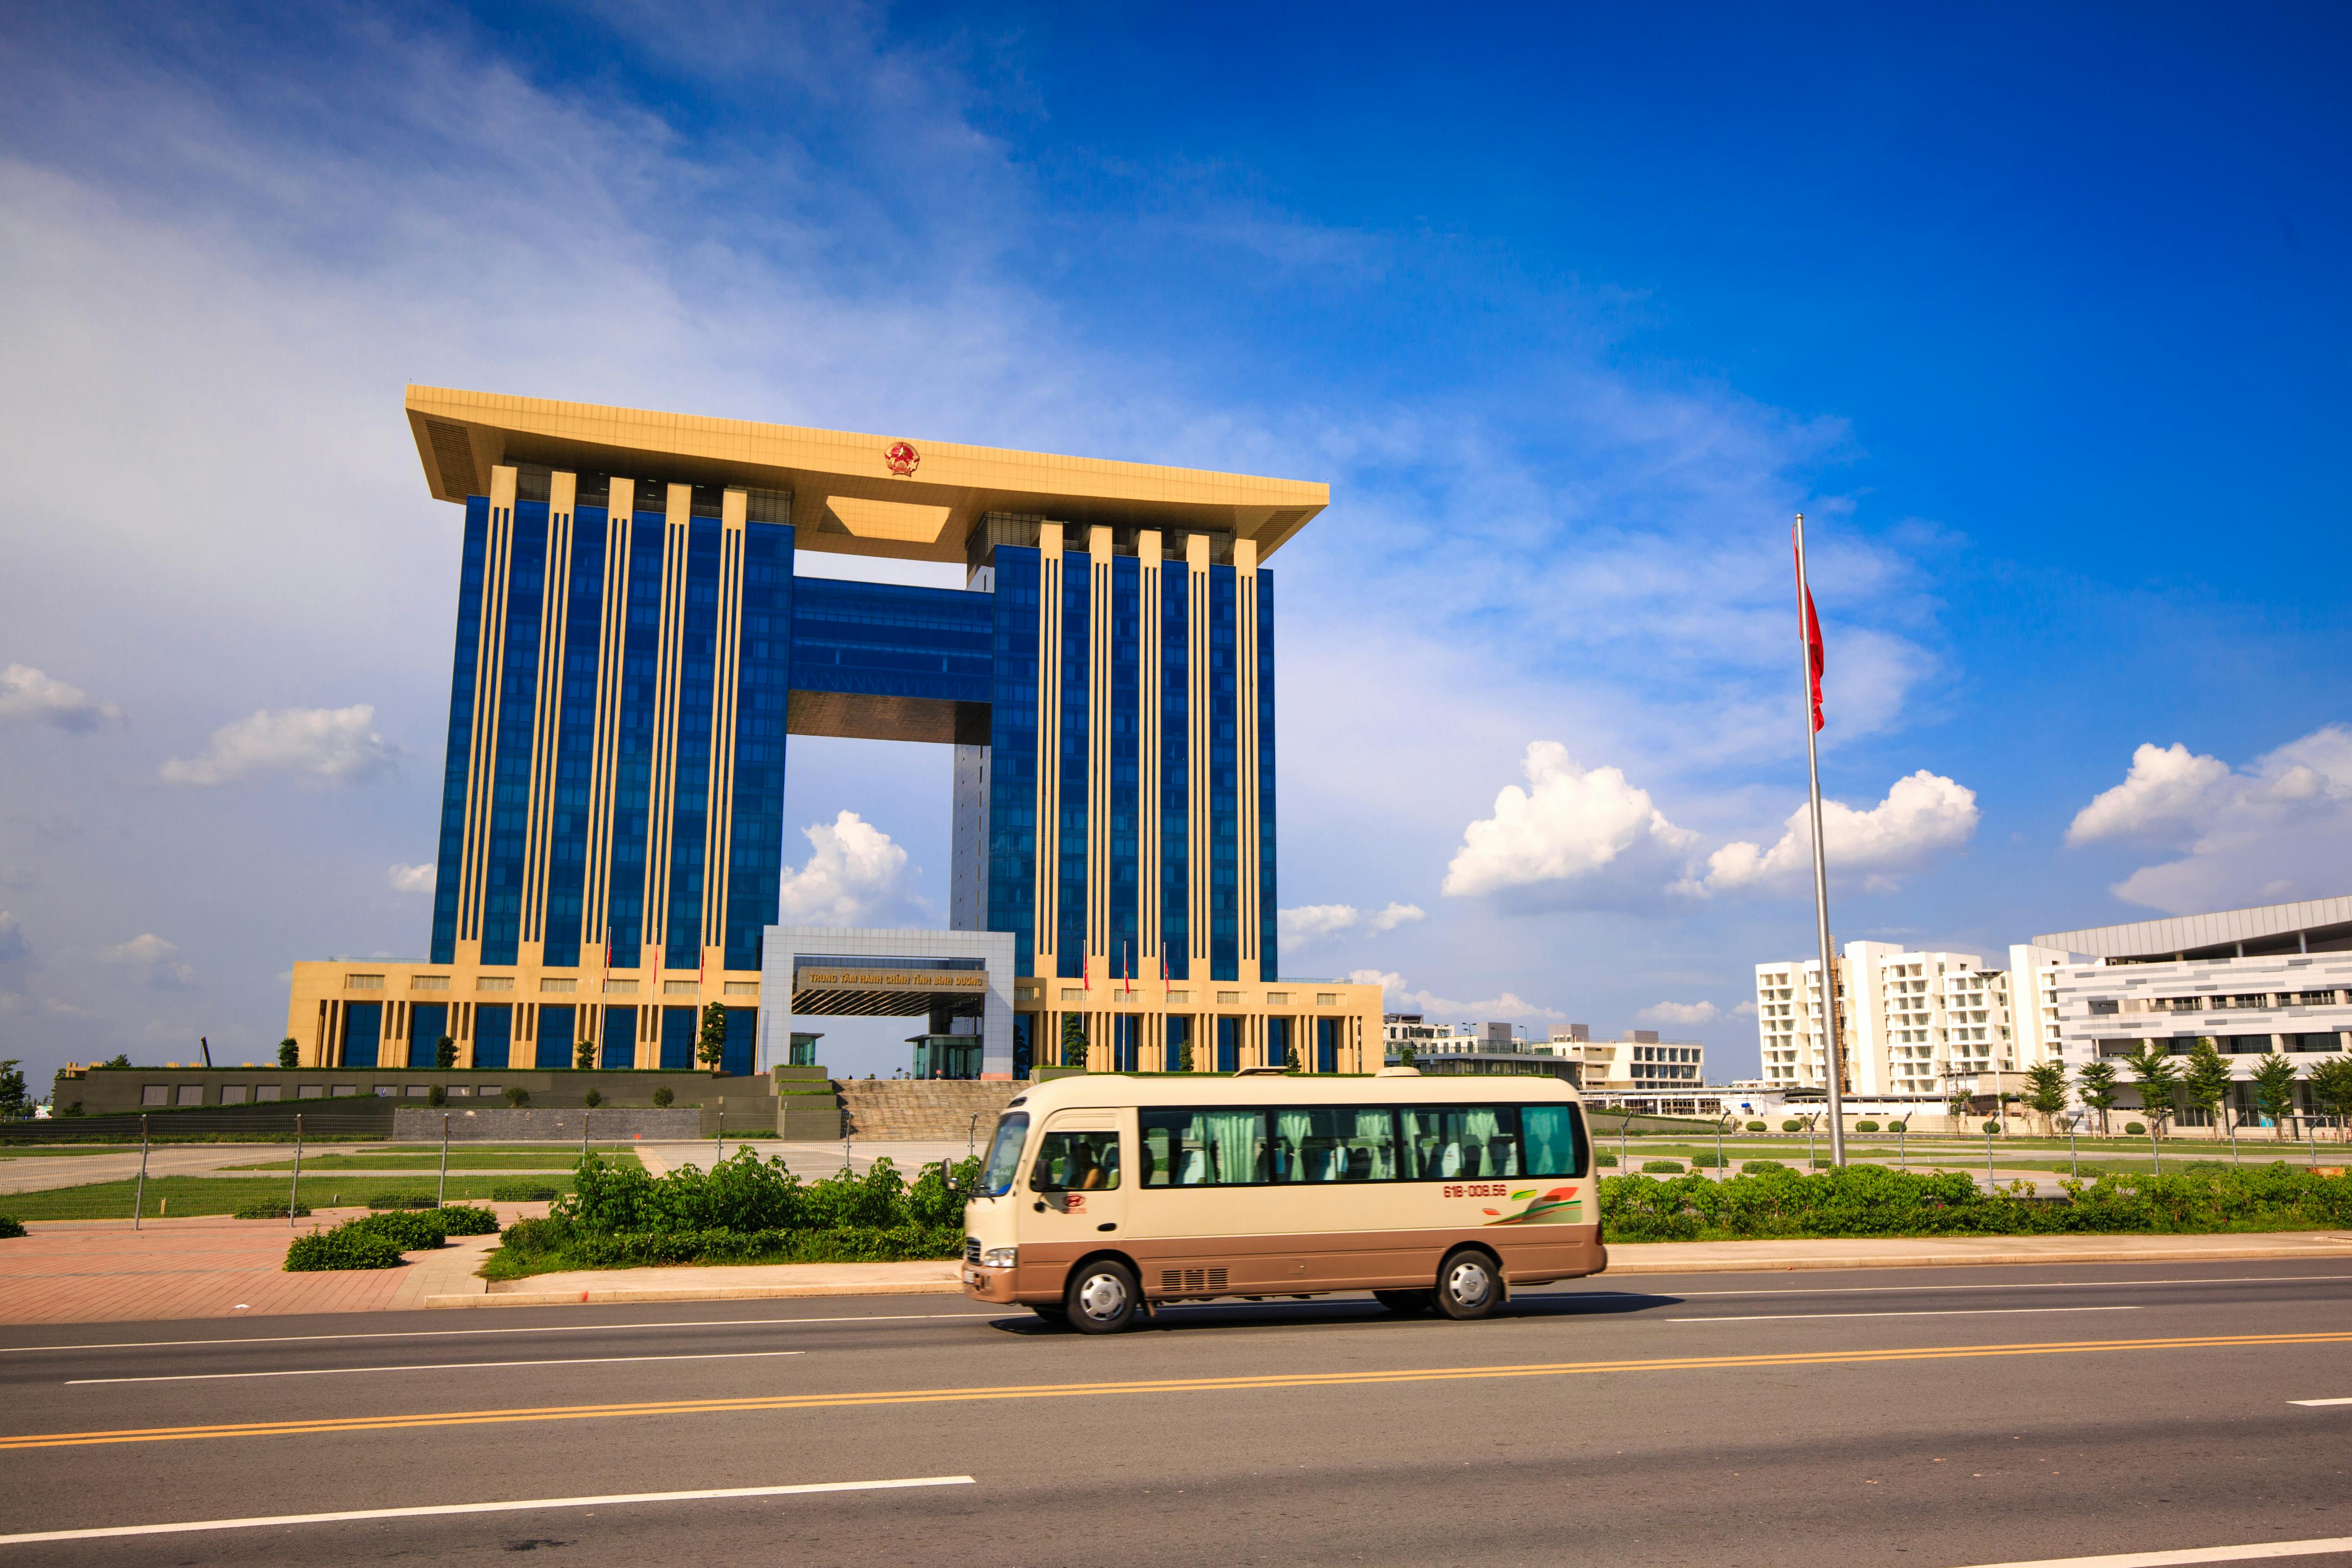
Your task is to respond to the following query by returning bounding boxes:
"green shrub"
[1594,1151,1618,1168]
[503,1087,530,1107]
[1642,1159,1685,1174]
[1741,1159,1789,1175]
[491,1183,561,1202]
[652,1087,674,1108]
[2126,1122,2146,1135]
[346,1210,447,1250]
[427,1084,447,1107]
[0,1215,24,1239]
[285,1225,405,1271]
[1854,1120,1879,1133]
[1745,1121,1766,1132]
[583,1088,604,1108]
[1887,1121,1906,1132]
[434,1205,500,1236]
[233,1201,311,1219]
[366,1192,436,1210]
[1983,1120,2002,1134]
[1782,1119,1804,1133]
[1687,1152,1726,1168]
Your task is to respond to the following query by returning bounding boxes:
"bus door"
[1022,1111,1127,1280]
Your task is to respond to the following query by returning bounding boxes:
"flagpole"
[1794,513,1847,1168]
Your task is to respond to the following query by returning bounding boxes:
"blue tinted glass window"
[601,1005,636,1069]
[480,502,550,967]
[722,1007,757,1076]
[343,1002,382,1069]
[542,510,606,968]
[536,1004,575,1070]
[1160,564,1188,980]
[1208,565,1238,982]
[431,498,490,964]
[725,522,794,971]
[1057,554,1090,977]
[986,548,1040,978]
[604,517,666,966]
[660,1005,696,1070]
[473,1004,511,1070]
[409,1004,449,1069]
[1109,556,1140,982]
[1257,568,1278,982]
[789,576,992,703]
[663,518,723,970]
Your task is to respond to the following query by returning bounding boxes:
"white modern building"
[1752,941,2080,1099]
[2035,897,2352,1123]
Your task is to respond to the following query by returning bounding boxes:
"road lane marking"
[4,1329,2347,1451]
[0,1476,977,1545]
[1952,1535,2352,1565]
[2289,1396,2352,1406]
[1560,1274,2352,1300]
[1670,1306,2143,1323]
[66,1350,808,1385]
[0,1314,1000,1355]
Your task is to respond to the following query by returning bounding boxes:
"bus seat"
[1345,1147,1372,1182]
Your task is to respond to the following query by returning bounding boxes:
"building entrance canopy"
[791,957,988,1018]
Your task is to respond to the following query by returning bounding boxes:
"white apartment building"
[1383,1017,1519,1055]
[2035,897,2352,1121]
[1752,941,2079,1097]
[1533,1027,1707,1094]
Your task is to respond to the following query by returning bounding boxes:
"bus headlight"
[980,1247,1018,1269]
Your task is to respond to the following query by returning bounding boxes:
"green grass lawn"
[219,1152,635,1172]
[0,1148,127,1158]
[0,1173,577,1223]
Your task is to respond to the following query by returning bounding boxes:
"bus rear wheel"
[1372,1289,1433,1315]
[1433,1248,1501,1321]
[1063,1259,1140,1334]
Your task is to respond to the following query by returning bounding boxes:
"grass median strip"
[7,1330,2349,1451]
[0,1175,576,1222]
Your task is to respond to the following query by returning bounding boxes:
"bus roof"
[999,1071,1583,1117]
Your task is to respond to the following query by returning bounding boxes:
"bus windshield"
[980,1112,1030,1196]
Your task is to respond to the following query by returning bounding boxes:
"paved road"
[1,1259,2349,1566]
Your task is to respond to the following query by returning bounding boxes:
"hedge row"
[283,1204,500,1271]
[1598,1160,2352,1242]
[497,1216,963,1269]
[557,1150,975,1235]
[0,1215,24,1240]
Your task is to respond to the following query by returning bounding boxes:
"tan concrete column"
[519,470,577,968]
[1185,533,1212,982]
[455,465,520,962]
[1031,523,1065,982]
[640,483,693,976]
[1233,537,1261,982]
[581,479,635,970]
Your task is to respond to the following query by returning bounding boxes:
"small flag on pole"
[1794,525,1825,733]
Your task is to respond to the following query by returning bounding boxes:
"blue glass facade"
[430,499,490,965]
[344,1002,382,1069]
[479,502,549,967]
[1159,566,1189,980]
[790,576,991,703]
[1208,565,1240,982]
[542,511,606,968]
[601,1005,636,1069]
[1108,557,1140,982]
[724,523,793,971]
[409,1003,449,1068]
[663,520,723,970]
[1256,569,1278,986]
[1055,554,1090,978]
[536,1004,574,1071]
[986,549,1041,979]
[660,1006,695,1070]
[604,519,665,966]
[474,1004,511,1070]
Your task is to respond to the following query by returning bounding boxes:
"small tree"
[0,1059,28,1120]
[574,1036,595,1071]
[1398,1043,1416,1068]
[697,1002,729,1073]
[2308,1055,2352,1142]
[277,1038,299,1069]
[2023,1062,2069,1135]
[2181,1037,2233,1141]
[435,1035,457,1070]
[2121,1042,2179,1141]
[1944,1080,1975,1133]
[2076,1059,2120,1136]
[1060,1012,1086,1069]
[2250,1050,2300,1139]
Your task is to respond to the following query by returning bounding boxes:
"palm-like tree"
[2121,1042,2179,1141]
[2075,1059,2120,1136]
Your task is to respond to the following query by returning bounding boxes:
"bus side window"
[1033,1131,1122,1191]
[1520,1105,1587,1177]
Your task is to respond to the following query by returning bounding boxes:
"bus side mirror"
[1030,1158,1058,1192]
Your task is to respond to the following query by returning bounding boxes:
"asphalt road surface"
[1,1259,2349,1567]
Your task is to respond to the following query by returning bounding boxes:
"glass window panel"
[1141,1107,1267,1185]
[1268,1106,1396,1182]
[1032,1129,1123,1191]
[980,1112,1029,1196]
[1519,1105,1589,1177]
[1401,1106,1522,1180]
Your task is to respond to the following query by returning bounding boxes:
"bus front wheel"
[1063,1259,1141,1334]
[1372,1289,1432,1315]
[1433,1248,1501,1321]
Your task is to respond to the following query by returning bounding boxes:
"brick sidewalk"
[0,1208,532,1324]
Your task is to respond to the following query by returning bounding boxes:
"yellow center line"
[7,1330,2348,1451]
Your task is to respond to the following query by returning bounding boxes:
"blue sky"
[1,3,2347,1081]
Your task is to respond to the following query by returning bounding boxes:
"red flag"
[1794,527,1825,733]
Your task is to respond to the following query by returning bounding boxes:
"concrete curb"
[428,1280,965,1309]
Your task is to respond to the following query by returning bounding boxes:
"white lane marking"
[1951,1535,2352,1566]
[1670,1306,2145,1323]
[2289,1396,2352,1406]
[67,1350,806,1384]
[1565,1273,2352,1301]
[0,1313,999,1355]
[0,1476,977,1545]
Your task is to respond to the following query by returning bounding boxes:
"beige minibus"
[958,1066,1606,1332]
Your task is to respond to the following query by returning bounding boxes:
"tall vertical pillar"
[699,488,750,982]
[454,464,519,966]
[518,471,577,972]
[641,482,692,977]
[1233,537,1261,982]
[1137,531,1163,982]
[581,478,635,975]
[1030,523,1065,981]
[1185,533,1213,982]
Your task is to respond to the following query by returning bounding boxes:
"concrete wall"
[391,1107,705,1142]
[58,1066,753,1118]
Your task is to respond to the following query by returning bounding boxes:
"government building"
[284,388,1382,1080]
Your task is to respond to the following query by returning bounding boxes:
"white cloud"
[1733,1000,1758,1017]
[1347,967,1565,1024]
[98,932,194,990]
[0,663,122,732]
[1638,1000,1721,1025]
[1278,901,1427,945]
[1442,742,1700,907]
[159,705,397,788]
[0,912,26,964]
[1279,904,1361,944]
[777,811,911,925]
[2065,742,2236,846]
[386,863,434,894]
[2066,726,2352,913]
[1697,770,1979,895]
